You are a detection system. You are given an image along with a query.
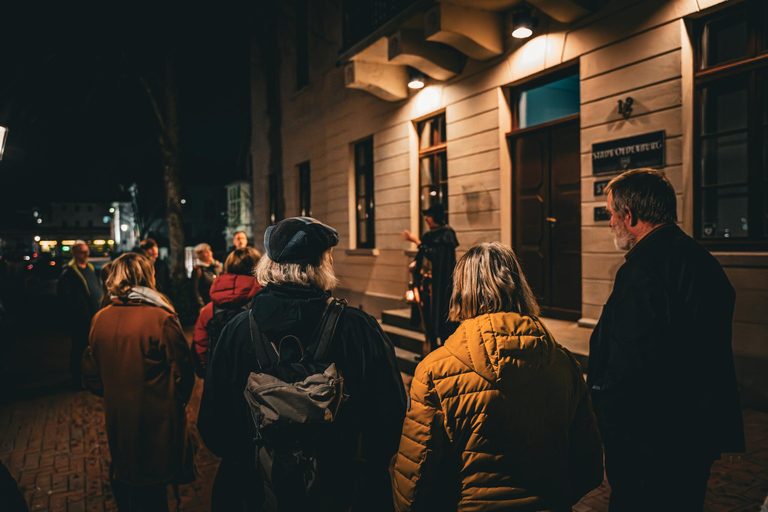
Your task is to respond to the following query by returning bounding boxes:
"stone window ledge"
[345,248,379,256]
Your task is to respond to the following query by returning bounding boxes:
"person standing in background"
[139,238,171,295]
[192,243,221,311]
[57,241,102,386]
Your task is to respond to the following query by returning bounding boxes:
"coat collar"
[624,223,678,261]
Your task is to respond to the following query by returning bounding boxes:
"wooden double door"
[509,116,581,320]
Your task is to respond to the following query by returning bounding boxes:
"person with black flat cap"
[402,203,459,353]
[198,217,406,512]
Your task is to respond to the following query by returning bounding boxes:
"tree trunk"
[161,49,186,287]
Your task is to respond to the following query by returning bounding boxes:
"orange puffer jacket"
[393,312,603,512]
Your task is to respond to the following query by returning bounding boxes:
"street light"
[0,126,7,160]
[512,7,538,39]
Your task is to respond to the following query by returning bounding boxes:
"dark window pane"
[701,186,749,237]
[764,129,768,180]
[357,173,366,197]
[702,82,748,134]
[702,13,749,68]
[358,221,367,244]
[439,153,447,182]
[702,132,749,185]
[437,115,446,144]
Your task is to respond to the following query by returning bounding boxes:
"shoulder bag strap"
[248,312,278,369]
[311,298,347,363]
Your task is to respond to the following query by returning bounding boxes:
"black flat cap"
[421,203,447,224]
[264,217,339,264]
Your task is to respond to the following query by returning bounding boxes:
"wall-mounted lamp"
[0,126,8,161]
[512,8,538,39]
[408,69,425,90]
[618,97,634,119]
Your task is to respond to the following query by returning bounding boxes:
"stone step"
[381,323,425,355]
[394,346,421,375]
[381,308,422,332]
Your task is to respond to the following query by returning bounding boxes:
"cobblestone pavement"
[1,330,767,511]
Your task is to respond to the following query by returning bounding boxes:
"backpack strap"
[310,297,347,363]
[248,312,279,369]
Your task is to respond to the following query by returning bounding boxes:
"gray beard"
[612,227,635,252]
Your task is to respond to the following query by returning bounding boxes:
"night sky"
[0,0,251,213]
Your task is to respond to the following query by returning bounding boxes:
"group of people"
[63,168,743,512]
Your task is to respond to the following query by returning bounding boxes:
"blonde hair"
[449,242,540,322]
[106,253,157,300]
[255,249,338,291]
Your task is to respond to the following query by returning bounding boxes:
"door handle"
[546,217,557,224]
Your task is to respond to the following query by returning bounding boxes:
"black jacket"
[198,283,407,511]
[587,224,745,453]
[414,225,459,341]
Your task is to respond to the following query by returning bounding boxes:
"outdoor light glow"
[109,207,115,213]
[62,240,76,245]
[62,246,70,252]
[180,198,187,204]
[24,256,30,261]
[40,240,57,246]
[93,239,106,245]
[108,240,115,245]
[120,224,129,232]
[34,236,41,242]
[36,218,42,224]
[33,211,38,218]
[414,86,443,117]
[512,27,533,38]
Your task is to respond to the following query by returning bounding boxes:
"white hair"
[254,250,338,291]
[194,243,211,259]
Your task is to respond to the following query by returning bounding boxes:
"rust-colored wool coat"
[393,312,603,512]
[83,300,195,486]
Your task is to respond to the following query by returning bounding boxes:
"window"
[516,73,580,129]
[355,138,375,248]
[299,161,311,216]
[694,0,768,248]
[296,0,309,90]
[418,114,447,233]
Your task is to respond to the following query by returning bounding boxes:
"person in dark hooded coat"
[197,217,406,512]
[402,203,459,352]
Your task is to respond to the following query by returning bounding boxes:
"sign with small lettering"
[594,206,611,222]
[592,131,665,175]
[594,179,610,197]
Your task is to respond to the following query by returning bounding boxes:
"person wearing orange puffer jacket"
[393,242,604,512]
[192,247,261,379]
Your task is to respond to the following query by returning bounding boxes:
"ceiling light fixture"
[512,7,538,39]
[408,69,426,90]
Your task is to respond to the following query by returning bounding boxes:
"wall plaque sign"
[594,206,611,222]
[594,179,610,197]
[592,131,665,175]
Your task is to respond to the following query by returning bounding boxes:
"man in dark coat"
[57,241,102,384]
[198,217,407,512]
[587,169,745,511]
[139,238,171,294]
[402,203,459,352]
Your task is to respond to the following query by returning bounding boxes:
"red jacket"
[192,274,261,378]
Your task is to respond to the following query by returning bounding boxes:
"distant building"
[111,201,139,254]
[225,180,253,247]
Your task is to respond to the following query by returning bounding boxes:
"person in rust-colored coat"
[393,243,603,512]
[83,253,195,512]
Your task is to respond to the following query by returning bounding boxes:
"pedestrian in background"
[82,252,194,512]
[231,230,249,251]
[401,203,459,354]
[588,168,745,511]
[57,241,102,386]
[191,247,261,379]
[198,217,406,512]
[139,238,170,294]
[192,242,221,311]
[394,242,603,511]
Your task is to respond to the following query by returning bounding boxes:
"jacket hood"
[443,312,557,383]
[251,283,329,333]
[209,274,261,307]
[111,286,175,314]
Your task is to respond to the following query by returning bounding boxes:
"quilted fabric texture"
[393,312,603,512]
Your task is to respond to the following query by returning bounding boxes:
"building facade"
[249,0,768,405]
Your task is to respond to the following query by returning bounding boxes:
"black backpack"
[206,302,251,358]
[244,297,347,512]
